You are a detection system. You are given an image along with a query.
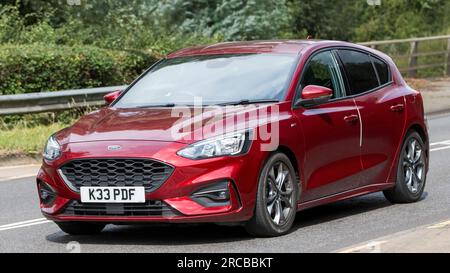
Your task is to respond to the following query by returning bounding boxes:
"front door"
[293,50,362,202]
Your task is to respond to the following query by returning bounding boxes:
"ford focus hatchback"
[38,40,429,236]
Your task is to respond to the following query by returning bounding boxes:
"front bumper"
[37,140,265,223]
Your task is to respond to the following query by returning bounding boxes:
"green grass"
[0,123,67,155]
[0,107,96,156]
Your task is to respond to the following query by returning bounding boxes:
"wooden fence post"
[408,41,418,78]
[447,38,450,77]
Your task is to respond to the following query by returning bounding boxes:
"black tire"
[245,152,299,237]
[56,222,106,235]
[383,131,427,203]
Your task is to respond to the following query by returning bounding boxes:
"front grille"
[62,200,180,217]
[59,158,173,192]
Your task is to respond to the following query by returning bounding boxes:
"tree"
[288,0,363,41]
[288,0,450,42]
[152,0,292,40]
[354,0,450,41]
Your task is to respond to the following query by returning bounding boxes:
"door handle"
[390,104,404,112]
[344,114,359,124]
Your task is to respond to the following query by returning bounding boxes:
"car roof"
[166,40,363,58]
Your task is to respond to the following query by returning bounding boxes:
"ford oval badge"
[107,145,122,151]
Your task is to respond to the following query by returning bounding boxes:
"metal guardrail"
[1,34,450,116]
[0,85,127,115]
[359,35,450,77]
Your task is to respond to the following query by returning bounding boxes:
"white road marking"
[0,218,46,227]
[430,146,450,152]
[430,140,450,146]
[430,139,450,152]
[339,240,386,253]
[0,218,50,232]
[428,220,450,229]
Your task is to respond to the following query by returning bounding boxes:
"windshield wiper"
[136,103,176,108]
[217,99,279,106]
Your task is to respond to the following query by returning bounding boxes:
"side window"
[299,51,345,100]
[337,50,379,95]
[371,55,390,85]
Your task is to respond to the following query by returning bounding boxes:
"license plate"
[80,187,145,203]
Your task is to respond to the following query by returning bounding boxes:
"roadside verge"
[0,164,41,182]
[419,78,450,115]
[337,219,450,253]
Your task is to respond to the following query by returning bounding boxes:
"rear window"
[371,56,390,85]
[337,50,379,95]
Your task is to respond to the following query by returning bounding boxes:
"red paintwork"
[103,90,122,105]
[294,98,362,201]
[38,40,428,224]
[301,85,333,100]
[167,40,312,58]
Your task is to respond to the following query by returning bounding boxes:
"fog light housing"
[38,180,56,206]
[191,181,231,207]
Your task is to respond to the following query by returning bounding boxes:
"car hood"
[57,104,285,145]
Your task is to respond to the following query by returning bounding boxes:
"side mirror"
[104,90,122,105]
[295,85,333,107]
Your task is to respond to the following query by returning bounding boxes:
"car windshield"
[114,53,298,107]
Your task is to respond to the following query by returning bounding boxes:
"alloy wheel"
[265,161,295,226]
[403,138,425,194]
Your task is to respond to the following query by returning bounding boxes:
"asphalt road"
[0,113,449,253]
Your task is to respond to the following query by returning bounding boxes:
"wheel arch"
[275,145,300,178]
[273,145,303,201]
[388,122,430,183]
[408,123,428,146]
[406,122,430,170]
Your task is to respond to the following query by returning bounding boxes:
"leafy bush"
[0,44,157,95]
[0,3,221,56]
[1,1,450,94]
[3,0,450,47]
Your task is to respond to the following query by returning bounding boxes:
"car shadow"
[291,192,391,232]
[291,191,428,232]
[46,191,427,246]
[46,222,253,246]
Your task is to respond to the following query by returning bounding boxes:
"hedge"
[0,44,157,95]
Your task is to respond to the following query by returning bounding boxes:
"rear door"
[293,50,362,202]
[336,49,406,186]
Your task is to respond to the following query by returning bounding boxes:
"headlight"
[43,135,61,161]
[177,130,253,160]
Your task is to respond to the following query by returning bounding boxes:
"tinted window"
[114,54,297,108]
[371,56,390,84]
[338,50,379,95]
[300,51,344,99]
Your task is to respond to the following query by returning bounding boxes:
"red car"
[38,40,429,236]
